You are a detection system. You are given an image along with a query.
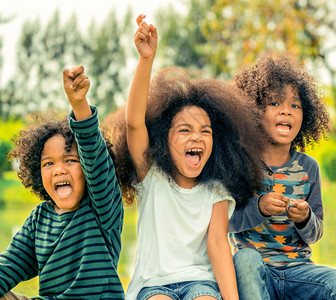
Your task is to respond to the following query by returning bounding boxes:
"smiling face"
[264,85,303,151]
[168,105,213,189]
[41,134,86,214]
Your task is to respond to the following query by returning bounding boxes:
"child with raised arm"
[107,15,267,300]
[0,66,124,299]
[229,53,336,300]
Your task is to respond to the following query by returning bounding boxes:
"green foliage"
[0,118,24,141]
[0,7,136,120]
[0,140,11,178]
[0,118,25,178]
[321,148,336,182]
[157,0,336,105]
[0,171,40,206]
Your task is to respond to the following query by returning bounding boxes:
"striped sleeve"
[68,106,123,232]
[0,212,38,295]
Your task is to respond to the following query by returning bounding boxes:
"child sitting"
[229,53,336,300]
[0,66,124,299]
[107,15,267,300]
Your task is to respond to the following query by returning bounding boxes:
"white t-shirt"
[126,164,235,300]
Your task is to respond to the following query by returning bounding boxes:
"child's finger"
[149,24,158,39]
[63,69,70,83]
[70,74,90,90]
[295,200,309,211]
[136,14,146,25]
[137,26,150,39]
[68,65,85,78]
[273,199,287,208]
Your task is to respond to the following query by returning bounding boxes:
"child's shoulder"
[291,150,321,179]
[292,150,319,167]
[28,201,55,219]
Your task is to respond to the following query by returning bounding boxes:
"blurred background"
[0,0,335,296]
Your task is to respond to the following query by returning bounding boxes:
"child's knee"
[233,248,264,272]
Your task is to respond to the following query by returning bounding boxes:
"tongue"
[55,185,72,198]
[186,153,200,166]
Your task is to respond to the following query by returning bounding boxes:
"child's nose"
[280,105,292,116]
[52,165,67,176]
[190,131,203,141]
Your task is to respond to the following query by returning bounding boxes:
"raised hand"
[63,65,91,121]
[258,192,290,216]
[134,14,158,59]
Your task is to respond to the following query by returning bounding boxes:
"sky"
[0,0,186,83]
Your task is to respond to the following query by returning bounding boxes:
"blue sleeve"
[295,157,323,244]
[68,106,123,233]
[229,195,269,233]
[0,213,38,295]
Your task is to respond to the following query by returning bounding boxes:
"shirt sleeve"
[228,195,269,233]
[295,158,323,244]
[0,213,38,295]
[68,106,123,233]
[212,182,236,219]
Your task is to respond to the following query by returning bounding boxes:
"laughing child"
[106,15,267,300]
[0,66,124,299]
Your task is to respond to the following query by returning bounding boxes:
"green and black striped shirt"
[0,107,124,299]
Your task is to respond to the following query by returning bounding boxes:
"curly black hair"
[104,67,268,209]
[234,52,331,151]
[9,115,115,204]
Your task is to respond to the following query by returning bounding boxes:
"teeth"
[55,182,70,186]
[187,149,203,153]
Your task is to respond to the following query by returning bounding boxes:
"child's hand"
[63,65,90,105]
[258,192,290,216]
[63,65,92,121]
[287,199,310,225]
[134,14,158,60]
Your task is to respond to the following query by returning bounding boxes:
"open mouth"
[276,122,291,133]
[185,148,203,167]
[54,181,73,198]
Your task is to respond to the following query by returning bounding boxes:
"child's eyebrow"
[175,123,212,128]
[64,153,80,158]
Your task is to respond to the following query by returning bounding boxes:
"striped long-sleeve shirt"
[0,106,124,299]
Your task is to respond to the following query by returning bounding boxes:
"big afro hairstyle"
[234,52,331,151]
[9,115,115,204]
[105,67,268,209]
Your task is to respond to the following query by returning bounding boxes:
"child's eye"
[202,129,212,134]
[292,104,301,109]
[269,102,279,106]
[179,129,190,133]
[66,159,79,163]
[42,162,52,167]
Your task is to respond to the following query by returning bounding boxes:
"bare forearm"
[208,241,239,300]
[71,99,92,121]
[126,57,154,129]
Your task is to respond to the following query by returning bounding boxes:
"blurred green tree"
[0,8,135,119]
[85,8,134,117]
[157,0,336,106]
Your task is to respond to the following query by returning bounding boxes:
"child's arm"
[287,162,323,243]
[208,201,239,300]
[229,192,289,233]
[64,66,123,233]
[0,213,38,295]
[126,14,158,181]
